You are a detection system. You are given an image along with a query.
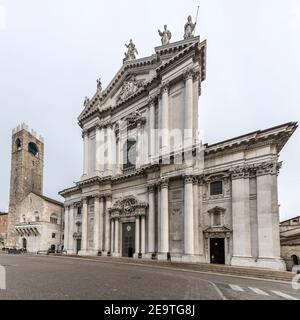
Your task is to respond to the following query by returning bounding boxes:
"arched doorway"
[22,238,27,250]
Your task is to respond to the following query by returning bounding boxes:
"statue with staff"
[184,6,199,39]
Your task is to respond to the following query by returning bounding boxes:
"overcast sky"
[0,0,299,221]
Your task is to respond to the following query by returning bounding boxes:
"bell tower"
[6,123,44,246]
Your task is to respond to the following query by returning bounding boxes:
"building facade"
[0,212,8,248]
[280,216,300,270]
[59,17,297,270]
[6,124,64,253]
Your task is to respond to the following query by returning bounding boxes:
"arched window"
[50,213,58,224]
[16,138,22,151]
[123,138,136,170]
[28,142,39,157]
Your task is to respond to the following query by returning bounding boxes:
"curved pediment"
[110,196,148,218]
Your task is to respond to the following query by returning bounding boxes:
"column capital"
[183,67,194,81]
[230,165,251,180]
[184,175,194,184]
[147,95,156,106]
[147,184,156,193]
[255,161,281,176]
[81,196,88,203]
[160,81,170,95]
[82,129,90,138]
[160,177,169,188]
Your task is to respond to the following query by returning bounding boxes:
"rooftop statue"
[158,25,172,46]
[83,96,90,107]
[123,39,138,63]
[96,78,102,92]
[184,15,196,39]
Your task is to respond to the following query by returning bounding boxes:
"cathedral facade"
[59,18,297,270]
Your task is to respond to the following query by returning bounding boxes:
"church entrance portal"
[76,239,81,254]
[122,222,135,257]
[210,238,225,264]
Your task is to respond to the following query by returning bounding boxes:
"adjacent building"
[59,17,297,270]
[6,123,64,253]
[0,212,8,249]
[280,216,300,269]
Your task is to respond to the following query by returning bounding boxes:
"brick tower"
[6,123,44,247]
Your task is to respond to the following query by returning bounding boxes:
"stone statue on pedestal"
[158,25,172,46]
[83,96,90,107]
[184,15,196,39]
[123,39,138,63]
[96,78,102,92]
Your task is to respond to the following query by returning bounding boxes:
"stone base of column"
[231,256,286,271]
[157,253,169,261]
[66,249,75,255]
[172,254,202,263]
[133,253,142,259]
[77,250,99,256]
[143,253,156,260]
[112,252,121,257]
[101,251,111,257]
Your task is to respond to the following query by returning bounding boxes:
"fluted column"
[68,205,75,254]
[184,176,194,255]
[148,97,156,163]
[104,195,112,254]
[141,215,146,255]
[93,196,100,253]
[184,69,194,149]
[161,83,169,154]
[114,218,119,255]
[193,178,199,255]
[159,178,169,259]
[95,127,101,175]
[80,198,88,252]
[135,216,140,257]
[256,162,282,266]
[231,167,252,263]
[110,219,114,254]
[99,197,104,251]
[83,131,89,176]
[63,206,69,251]
[99,127,105,174]
[147,185,155,254]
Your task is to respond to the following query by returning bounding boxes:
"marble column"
[104,196,111,254]
[80,198,88,253]
[184,176,194,255]
[99,197,104,251]
[135,216,140,257]
[158,178,169,259]
[99,128,105,174]
[83,131,89,177]
[148,97,156,163]
[136,122,142,168]
[256,162,284,270]
[106,125,113,175]
[141,215,146,255]
[147,185,155,254]
[95,126,101,175]
[93,196,100,254]
[114,218,119,255]
[231,168,252,265]
[63,206,69,251]
[68,205,75,254]
[198,178,204,256]
[117,137,122,174]
[110,219,114,254]
[161,83,169,154]
[184,69,194,148]
[193,178,199,255]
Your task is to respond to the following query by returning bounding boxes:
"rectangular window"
[210,181,223,195]
[77,207,81,215]
[213,213,221,226]
[52,233,56,239]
